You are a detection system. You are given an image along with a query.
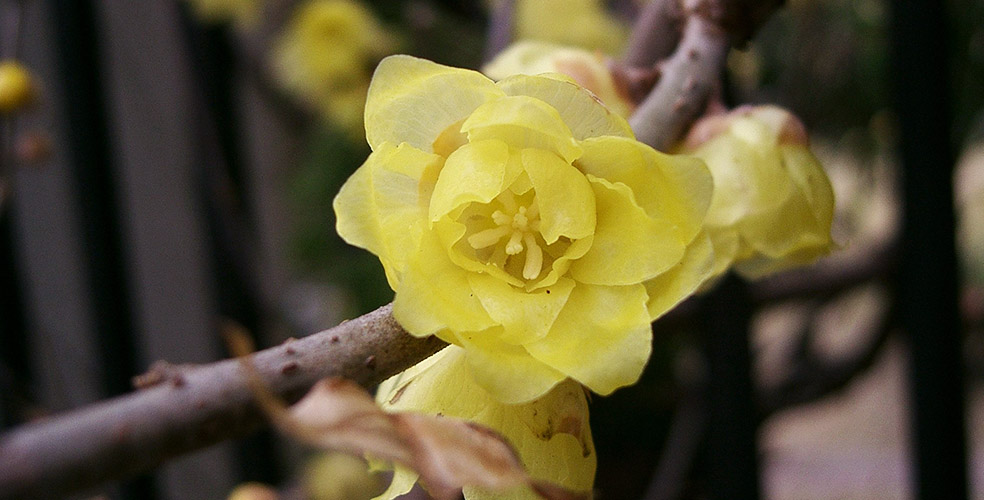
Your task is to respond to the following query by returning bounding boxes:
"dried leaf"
[289,378,586,500]
[224,325,585,500]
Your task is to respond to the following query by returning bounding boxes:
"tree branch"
[622,0,684,68]
[0,304,447,500]
[628,14,729,151]
[484,0,515,63]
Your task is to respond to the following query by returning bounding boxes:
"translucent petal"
[365,55,503,152]
[644,231,715,320]
[461,95,582,163]
[377,347,595,498]
[576,136,712,242]
[495,73,633,140]
[522,148,596,243]
[429,139,519,220]
[467,274,576,345]
[571,177,686,285]
[526,283,652,395]
[457,330,567,404]
[392,231,496,336]
[335,142,443,284]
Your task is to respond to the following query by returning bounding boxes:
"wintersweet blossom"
[681,105,836,279]
[272,0,393,136]
[509,0,628,54]
[483,41,634,118]
[334,55,715,404]
[374,347,595,500]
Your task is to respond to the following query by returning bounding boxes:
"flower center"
[466,194,545,280]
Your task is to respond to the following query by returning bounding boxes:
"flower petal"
[496,73,634,140]
[371,466,418,500]
[377,347,595,498]
[428,139,519,220]
[393,231,496,336]
[644,231,715,320]
[525,283,652,395]
[461,95,582,163]
[334,142,443,285]
[570,177,685,285]
[455,330,567,404]
[467,274,576,345]
[365,55,503,152]
[522,148,596,243]
[577,136,712,242]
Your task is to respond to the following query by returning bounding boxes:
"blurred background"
[0,0,981,499]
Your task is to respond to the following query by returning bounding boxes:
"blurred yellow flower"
[272,0,394,136]
[374,347,595,500]
[184,0,259,26]
[509,0,628,54]
[681,105,836,279]
[0,61,36,114]
[483,41,634,118]
[335,55,714,404]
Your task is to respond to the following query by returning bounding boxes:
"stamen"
[491,210,511,226]
[505,231,524,255]
[467,225,511,249]
[522,233,543,279]
[512,211,529,229]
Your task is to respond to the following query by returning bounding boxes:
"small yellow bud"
[483,41,635,118]
[227,482,278,500]
[681,105,836,279]
[0,61,37,114]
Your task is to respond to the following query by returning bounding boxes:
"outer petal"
[377,347,595,499]
[334,142,443,284]
[461,95,582,163]
[522,148,596,243]
[576,136,712,242]
[393,231,496,335]
[429,139,518,220]
[495,73,633,140]
[644,231,715,320]
[526,283,652,395]
[467,274,576,345]
[365,55,504,151]
[371,466,418,500]
[570,177,685,285]
[457,330,567,404]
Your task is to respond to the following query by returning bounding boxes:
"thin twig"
[484,0,515,63]
[0,304,447,500]
[756,299,897,420]
[628,15,729,151]
[622,0,684,68]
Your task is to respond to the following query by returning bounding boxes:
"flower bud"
[0,61,37,114]
[681,105,836,279]
[483,41,634,118]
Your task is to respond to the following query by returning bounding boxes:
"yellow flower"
[335,55,714,404]
[681,105,836,279]
[272,0,394,136]
[510,0,628,55]
[374,347,595,500]
[483,41,634,118]
[184,0,260,26]
[0,61,36,114]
